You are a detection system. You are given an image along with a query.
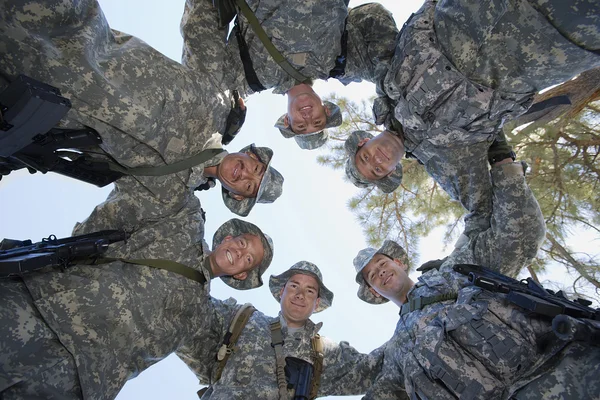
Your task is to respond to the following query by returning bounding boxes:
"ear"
[314,297,321,311]
[368,286,382,298]
[222,235,234,242]
[394,258,408,272]
[357,137,370,148]
[283,114,290,128]
[324,105,331,117]
[280,286,285,297]
[233,271,248,281]
[228,191,245,201]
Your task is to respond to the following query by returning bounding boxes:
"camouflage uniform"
[0,191,273,400]
[179,299,384,399]
[179,261,383,399]
[361,163,600,399]
[0,0,231,211]
[222,0,398,94]
[370,0,600,233]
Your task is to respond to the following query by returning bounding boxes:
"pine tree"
[319,69,600,301]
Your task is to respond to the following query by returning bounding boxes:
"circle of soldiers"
[1,0,599,399]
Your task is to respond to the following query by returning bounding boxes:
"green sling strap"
[95,257,207,284]
[234,0,309,84]
[106,148,224,177]
[400,292,458,316]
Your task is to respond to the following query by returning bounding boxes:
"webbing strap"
[400,292,458,316]
[96,257,207,284]
[269,321,288,400]
[105,148,224,177]
[215,303,256,380]
[233,19,267,92]
[309,334,324,400]
[234,0,309,84]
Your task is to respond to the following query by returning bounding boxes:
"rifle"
[0,230,128,277]
[221,90,246,145]
[285,356,314,400]
[454,264,600,345]
[0,75,124,187]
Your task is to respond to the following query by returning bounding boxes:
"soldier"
[201,0,399,149]
[0,0,283,216]
[178,261,384,399]
[0,191,275,399]
[352,160,600,398]
[344,0,600,233]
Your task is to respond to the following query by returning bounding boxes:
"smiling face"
[285,83,329,134]
[210,233,265,280]
[279,273,321,328]
[217,151,267,200]
[362,253,413,304]
[355,130,404,181]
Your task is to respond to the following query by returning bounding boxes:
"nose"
[299,108,312,119]
[378,268,387,278]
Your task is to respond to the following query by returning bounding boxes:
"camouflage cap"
[212,218,274,290]
[269,261,333,313]
[274,101,342,150]
[222,144,284,217]
[353,240,409,305]
[344,130,403,194]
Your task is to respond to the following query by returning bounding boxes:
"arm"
[318,339,385,396]
[449,162,546,277]
[176,297,240,384]
[180,0,228,81]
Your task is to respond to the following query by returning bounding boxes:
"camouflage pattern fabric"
[338,3,399,87]
[178,298,384,399]
[371,0,600,235]
[220,0,348,96]
[0,193,221,400]
[360,163,599,399]
[0,0,230,208]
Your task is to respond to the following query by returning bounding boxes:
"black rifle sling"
[328,17,348,79]
[233,18,266,92]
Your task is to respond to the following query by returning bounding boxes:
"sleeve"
[340,3,399,85]
[176,297,240,384]
[180,0,228,80]
[318,339,386,396]
[466,161,546,277]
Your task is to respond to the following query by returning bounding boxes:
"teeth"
[226,250,233,264]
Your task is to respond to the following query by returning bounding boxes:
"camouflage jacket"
[364,163,554,400]
[0,0,229,199]
[373,0,599,234]
[216,1,397,96]
[179,299,384,399]
[19,193,221,400]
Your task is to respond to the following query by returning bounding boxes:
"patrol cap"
[274,101,342,150]
[353,240,409,304]
[222,144,284,217]
[212,218,274,290]
[269,261,333,313]
[344,130,403,194]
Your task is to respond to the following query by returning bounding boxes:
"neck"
[391,279,415,308]
[206,255,219,279]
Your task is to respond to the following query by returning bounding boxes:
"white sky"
[0,0,597,399]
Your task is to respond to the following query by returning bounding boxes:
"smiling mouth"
[226,250,233,265]
[232,161,242,181]
[290,302,305,308]
[383,275,392,286]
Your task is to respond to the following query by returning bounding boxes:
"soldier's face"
[280,273,321,328]
[285,84,328,134]
[211,234,265,279]
[355,131,404,181]
[362,254,411,301]
[218,151,266,200]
